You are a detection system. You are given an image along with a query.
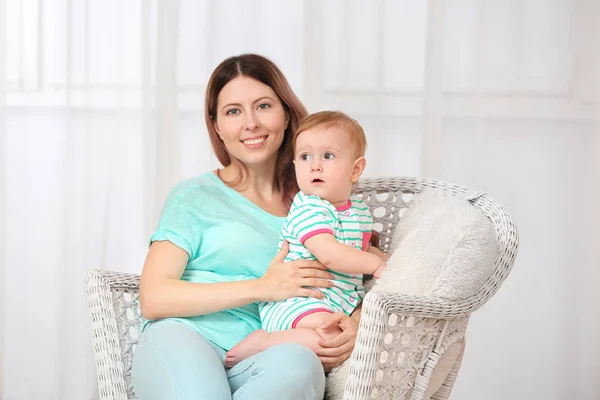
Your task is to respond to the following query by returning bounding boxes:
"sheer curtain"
[1,1,598,399]
[1,0,6,395]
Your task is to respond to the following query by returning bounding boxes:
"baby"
[226,111,386,367]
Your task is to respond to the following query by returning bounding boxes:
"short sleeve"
[149,182,203,258]
[286,195,336,244]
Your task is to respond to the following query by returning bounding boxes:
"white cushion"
[374,189,497,300]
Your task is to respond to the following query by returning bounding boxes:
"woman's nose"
[244,111,260,131]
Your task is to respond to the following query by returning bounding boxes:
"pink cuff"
[291,308,334,329]
[300,229,334,244]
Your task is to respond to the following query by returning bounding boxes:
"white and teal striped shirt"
[259,192,373,331]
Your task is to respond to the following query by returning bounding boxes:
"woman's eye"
[257,103,271,110]
[226,108,240,116]
[324,152,335,160]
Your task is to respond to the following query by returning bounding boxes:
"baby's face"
[294,125,361,207]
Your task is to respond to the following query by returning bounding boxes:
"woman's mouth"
[241,136,268,148]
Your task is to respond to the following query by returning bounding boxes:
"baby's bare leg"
[295,312,343,342]
[225,312,341,368]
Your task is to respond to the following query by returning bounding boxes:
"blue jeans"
[131,320,326,400]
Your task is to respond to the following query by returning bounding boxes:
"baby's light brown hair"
[293,111,367,158]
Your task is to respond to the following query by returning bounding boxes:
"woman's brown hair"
[205,54,307,206]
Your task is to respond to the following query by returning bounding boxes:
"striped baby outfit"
[259,191,373,332]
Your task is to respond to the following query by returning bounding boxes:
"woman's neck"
[219,163,278,198]
[218,163,288,217]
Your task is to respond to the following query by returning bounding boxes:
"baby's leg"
[225,312,341,368]
[294,311,343,342]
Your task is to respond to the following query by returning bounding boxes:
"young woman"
[131,54,361,400]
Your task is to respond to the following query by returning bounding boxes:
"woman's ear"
[213,120,222,140]
[351,157,366,183]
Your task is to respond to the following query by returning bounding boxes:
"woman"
[131,54,361,400]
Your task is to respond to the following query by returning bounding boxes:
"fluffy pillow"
[373,189,497,299]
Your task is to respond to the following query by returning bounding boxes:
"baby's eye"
[257,103,271,110]
[299,154,311,161]
[226,108,240,116]
[324,152,335,160]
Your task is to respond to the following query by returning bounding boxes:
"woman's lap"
[132,319,326,400]
[132,319,230,399]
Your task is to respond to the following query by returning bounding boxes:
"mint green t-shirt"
[147,171,285,350]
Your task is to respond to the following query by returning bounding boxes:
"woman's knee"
[132,320,231,400]
[278,343,322,372]
[132,333,178,400]
[263,343,325,394]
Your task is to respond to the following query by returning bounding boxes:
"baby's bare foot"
[225,330,269,368]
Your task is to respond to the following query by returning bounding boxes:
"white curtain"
[1,0,599,399]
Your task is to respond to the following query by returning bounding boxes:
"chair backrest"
[86,176,518,400]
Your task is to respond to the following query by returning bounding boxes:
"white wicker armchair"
[85,176,519,400]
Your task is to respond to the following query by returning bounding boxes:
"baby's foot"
[225,330,269,368]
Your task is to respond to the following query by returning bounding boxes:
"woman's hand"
[315,312,359,370]
[259,241,334,302]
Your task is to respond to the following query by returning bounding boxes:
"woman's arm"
[139,240,334,320]
[140,241,260,320]
[350,301,362,320]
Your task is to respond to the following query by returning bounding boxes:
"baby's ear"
[351,157,366,182]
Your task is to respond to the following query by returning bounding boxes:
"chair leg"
[430,339,465,400]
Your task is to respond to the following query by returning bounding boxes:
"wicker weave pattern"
[85,271,141,399]
[84,176,519,400]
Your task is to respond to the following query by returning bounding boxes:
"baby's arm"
[364,245,389,278]
[367,245,389,261]
[304,233,385,275]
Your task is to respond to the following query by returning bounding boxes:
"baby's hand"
[373,262,387,279]
[367,245,389,261]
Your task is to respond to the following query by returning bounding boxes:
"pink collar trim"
[336,199,352,211]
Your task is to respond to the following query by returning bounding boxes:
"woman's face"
[214,76,289,170]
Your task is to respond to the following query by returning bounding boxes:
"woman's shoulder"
[170,171,216,192]
[164,172,221,207]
